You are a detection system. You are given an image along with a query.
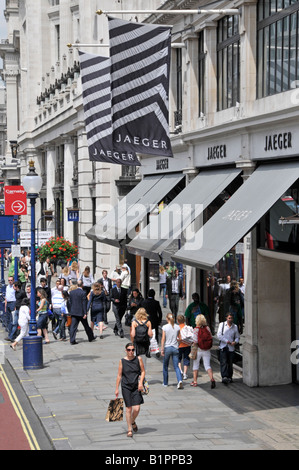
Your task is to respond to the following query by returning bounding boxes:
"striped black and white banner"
[108,16,173,158]
[79,51,140,166]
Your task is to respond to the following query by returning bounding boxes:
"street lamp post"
[22,160,43,370]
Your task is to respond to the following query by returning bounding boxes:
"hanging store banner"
[108,16,173,158]
[79,51,140,166]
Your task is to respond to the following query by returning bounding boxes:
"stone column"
[203,22,217,125]
[77,128,93,270]
[236,159,258,387]
[45,144,56,233]
[182,33,199,132]
[62,136,75,242]
[238,0,257,114]
[182,164,200,306]
[4,70,19,160]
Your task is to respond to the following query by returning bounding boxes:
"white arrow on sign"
[12,200,26,214]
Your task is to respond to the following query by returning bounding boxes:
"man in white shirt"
[217,313,240,384]
[51,280,64,339]
[4,276,16,333]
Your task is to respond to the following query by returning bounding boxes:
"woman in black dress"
[115,343,145,437]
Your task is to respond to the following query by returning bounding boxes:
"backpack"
[180,325,194,345]
[135,320,149,344]
[197,326,213,351]
[39,263,45,276]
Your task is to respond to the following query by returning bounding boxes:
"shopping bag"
[189,343,198,360]
[142,379,149,395]
[150,330,160,354]
[105,398,124,422]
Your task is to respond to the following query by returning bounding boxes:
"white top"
[51,287,64,308]
[18,305,30,327]
[217,321,240,352]
[5,284,16,302]
[162,323,180,349]
[120,270,131,289]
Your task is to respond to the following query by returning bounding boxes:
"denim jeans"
[53,308,62,335]
[159,283,167,308]
[163,346,182,385]
[9,309,19,340]
[5,301,15,332]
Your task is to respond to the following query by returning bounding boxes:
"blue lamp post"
[22,160,43,370]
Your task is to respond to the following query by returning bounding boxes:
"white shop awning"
[86,173,185,247]
[172,161,299,270]
[127,167,241,260]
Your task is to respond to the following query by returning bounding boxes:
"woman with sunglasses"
[115,343,145,438]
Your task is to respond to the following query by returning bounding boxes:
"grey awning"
[172,161,299,270]
[86,173,184,247]
[127,167,241,260]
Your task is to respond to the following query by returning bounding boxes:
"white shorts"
[192,349,211,371]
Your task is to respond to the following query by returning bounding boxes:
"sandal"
[132,422,138,433]
[190,382,198,387]
[127,430,133,438]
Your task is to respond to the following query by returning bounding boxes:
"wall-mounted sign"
[4,186,27,216]
[68,209,79,222]
[264,132,292,152]
[207,145,227,160]
[156,158,169,170]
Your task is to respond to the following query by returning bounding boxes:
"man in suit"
[110,278,128,338]
[141,288,162,344]
[69,280,95,344]
[97,269,112,324]
[166,269,184,322]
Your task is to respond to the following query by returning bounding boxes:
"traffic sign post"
[4,186,27,216]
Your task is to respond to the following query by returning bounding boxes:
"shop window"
[259,178,299,253]
[257,0,299,98]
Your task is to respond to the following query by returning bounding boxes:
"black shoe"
[211,380,216,389]
[222,377,229,385]
[114,330,118,336]
[70,341,78,345]
[120,332,124,338]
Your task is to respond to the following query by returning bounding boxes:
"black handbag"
[124,311,133,327]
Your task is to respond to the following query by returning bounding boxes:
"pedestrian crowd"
[1,252,244,437]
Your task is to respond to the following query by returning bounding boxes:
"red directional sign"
[4,186,27,215]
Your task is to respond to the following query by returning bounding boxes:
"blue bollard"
[23,336,43,370]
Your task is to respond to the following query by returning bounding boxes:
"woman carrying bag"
[191,314,216,388]
[115,343,145,438]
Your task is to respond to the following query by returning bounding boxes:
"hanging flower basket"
[37,237,78,263]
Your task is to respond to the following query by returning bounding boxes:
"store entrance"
[291,263,299,384]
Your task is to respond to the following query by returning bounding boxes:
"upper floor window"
[217,15,240,111]
[257,0,299,98]
[174,48,183,128]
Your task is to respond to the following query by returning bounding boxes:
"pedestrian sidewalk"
[1,320,299,451]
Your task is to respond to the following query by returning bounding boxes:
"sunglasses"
[126,348,135,352]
